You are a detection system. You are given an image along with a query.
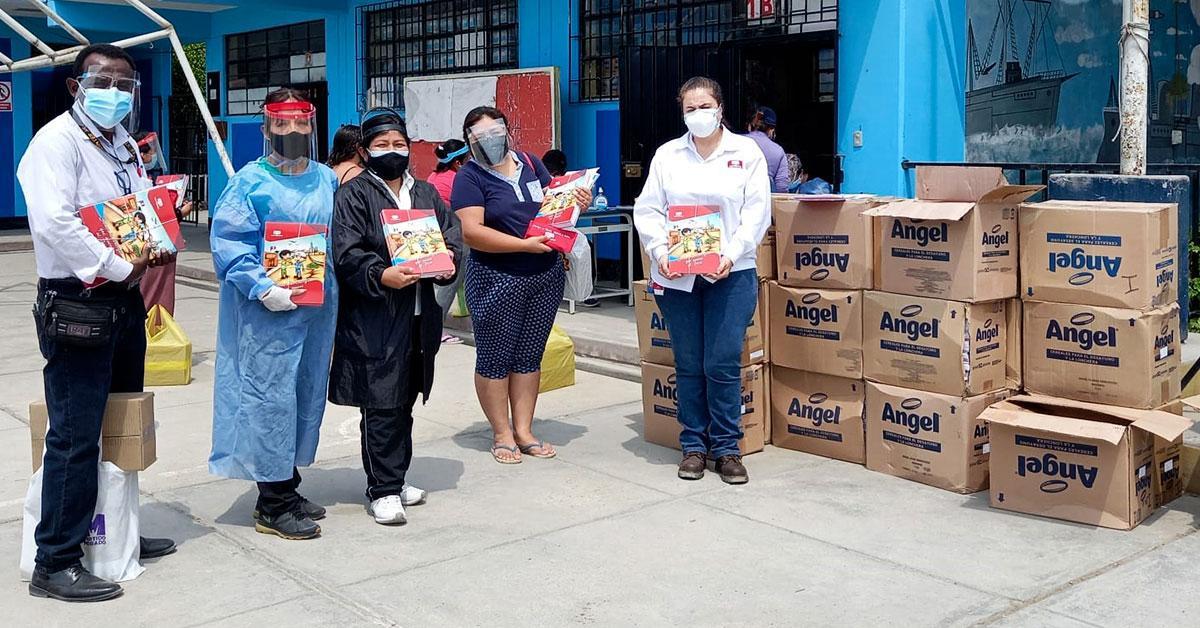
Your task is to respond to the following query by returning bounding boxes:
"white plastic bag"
[20,461,144,582]
[563,231,593,302]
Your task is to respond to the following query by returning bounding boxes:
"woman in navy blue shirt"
[451,106,590,464]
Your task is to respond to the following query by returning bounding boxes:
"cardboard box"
[863,291,1012,397]
[641,362,766,455]
[771,368,866,464]
[1006,298,1023,390]
[633,280,767,366]
[768,283,863,378]
[983,394,1191,530]
[865,382,1008,493]
[1154,400,1185,508]
[762,362,772,445]
[865,167,1042,302]
[30,393,156,472]
[1023,301,1180,409]
[757,228,776,280]
[773,194,877,289]
[1020,200,1178,311]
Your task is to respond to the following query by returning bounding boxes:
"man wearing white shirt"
[18,44,176,603]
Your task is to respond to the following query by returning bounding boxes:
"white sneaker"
[400,485,427,507]
[368,495,407,525]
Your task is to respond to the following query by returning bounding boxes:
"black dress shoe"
[30,564,123,603]
[139,536,177,560]
[253,497,326,522]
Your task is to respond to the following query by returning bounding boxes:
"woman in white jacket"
[633,76,771,485]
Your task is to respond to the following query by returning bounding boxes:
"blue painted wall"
[838,0,966,195]
[0,38,15,218]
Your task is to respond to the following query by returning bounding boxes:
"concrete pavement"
[0,249,1199,626]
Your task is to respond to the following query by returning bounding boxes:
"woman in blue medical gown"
[208,88,338,541]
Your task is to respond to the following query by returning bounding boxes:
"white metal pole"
[0,9,64,59]
[166,30,234,177]
[1120,0,1150,175]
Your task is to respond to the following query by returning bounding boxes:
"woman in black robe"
[329,111,462,525]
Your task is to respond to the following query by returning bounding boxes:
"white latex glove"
[260,285,298,312]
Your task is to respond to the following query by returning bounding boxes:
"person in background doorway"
[745,106,789,193]
[785,154,833,195]
[328,124,364,185]
[452,106,591,464]
[541,149,568,178]
[429,139,470,344]
[330,110,462,525]
[209,88,338,541]
[133,130,192,315]
[635,76,770,485]
[19,42,177,603]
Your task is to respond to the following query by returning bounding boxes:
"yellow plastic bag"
[144,305,192,386]
[539,325,576,393]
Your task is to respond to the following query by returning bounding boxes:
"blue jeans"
[33,279,146,572]
[655,270,758,457]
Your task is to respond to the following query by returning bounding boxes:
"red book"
[531,167,600,227]
[154,174,190,212]
[525,220,579,254]
[666,205,722,275]
[79,184,183,287]
[262,222,328,307]
[381,209,455,277]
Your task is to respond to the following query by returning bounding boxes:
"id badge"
[526,181,545,203]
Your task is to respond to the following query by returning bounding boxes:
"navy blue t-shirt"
[451,152,555,276]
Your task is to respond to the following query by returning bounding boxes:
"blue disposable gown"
[208,158,339,482]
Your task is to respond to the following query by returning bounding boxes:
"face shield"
[467,118,514,168]
[263,101,317,172]
[136,132,166,172]
[74,63,141,133]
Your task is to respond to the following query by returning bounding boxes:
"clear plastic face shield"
[467,117,513,168]
[73,62,142,134]
[263,101,318,172]
[136,132,166,172]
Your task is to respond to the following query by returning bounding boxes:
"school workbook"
[79,184,183,287]
[262,222,327,307]
[381,209,455,278]
[666,205,722,275]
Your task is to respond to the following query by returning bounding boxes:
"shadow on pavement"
[210,458,465,528]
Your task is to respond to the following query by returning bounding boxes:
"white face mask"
[684,108,722,138]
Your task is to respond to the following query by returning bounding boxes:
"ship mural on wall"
[966,0,1200,164]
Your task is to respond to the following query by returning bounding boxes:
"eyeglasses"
[113,169,132,196]
[80,73,141,93]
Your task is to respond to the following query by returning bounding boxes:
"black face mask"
[272,132,310,160]
[367,150,410,181]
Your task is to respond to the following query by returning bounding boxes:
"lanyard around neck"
[70,109,140,170]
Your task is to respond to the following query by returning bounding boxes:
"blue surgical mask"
[82,87,134,129]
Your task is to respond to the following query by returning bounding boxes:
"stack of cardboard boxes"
[766,195,877,465]
[633,165,1192,530]
[856,168,1040,493]
[981,197,1192,529]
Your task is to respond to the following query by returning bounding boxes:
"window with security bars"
[576,1,838,102]
[225,20,326,116]
[357,0,519,111]
[578,0,732,102]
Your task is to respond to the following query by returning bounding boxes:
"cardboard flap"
[916,166,1008,201]
[975,185,1045,209]
[1180,394,1200,410]
[864,199,976,221]
[1130,412,1194,442]
[984,400,1130,445]
[999,394,1191,442]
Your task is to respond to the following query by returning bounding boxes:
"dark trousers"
[655,270,758,458]
[33,279,146,572]
[360,329,422,501]
[257,467,303,517]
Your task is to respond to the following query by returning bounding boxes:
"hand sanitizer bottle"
[595,187,609,211]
